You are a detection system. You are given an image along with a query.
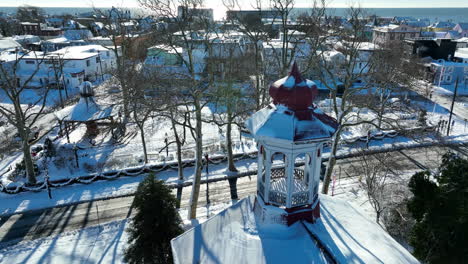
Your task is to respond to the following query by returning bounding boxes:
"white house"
[16,45,116,89]
[335,42,379,75]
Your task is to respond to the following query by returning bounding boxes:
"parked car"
[31,144,44,158]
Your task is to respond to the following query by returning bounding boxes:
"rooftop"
[172,195,420,264]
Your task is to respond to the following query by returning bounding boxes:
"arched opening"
[290,153,311,207]
[294,154,309,191]
[269,152,287,206]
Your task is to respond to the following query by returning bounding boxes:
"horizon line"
[2,5,468,8]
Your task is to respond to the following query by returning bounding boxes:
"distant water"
[0,7,467,23]
[314,8,468,23]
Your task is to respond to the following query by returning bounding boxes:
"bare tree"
[300,5,424,194]
[138,0,215,219]
[350,151,400,224]
[223,0,271,110]
[94,6,137,121]
[48,53,69,108]
[0,49,49,184]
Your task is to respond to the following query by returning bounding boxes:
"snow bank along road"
[0,145,466,247]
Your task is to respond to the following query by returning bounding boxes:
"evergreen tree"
[124,174,183,264]
[407,152,468,263]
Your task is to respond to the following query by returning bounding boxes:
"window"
[25,60,35,64]
[390,33,395,40]
[410,33,415,38]
[446,66,454,73]
[106,51,110,56]
[445,75,452,82]
[399,34,405,40]
[86,60,90,67]
[96,57,100,63]
[464,66,468,73]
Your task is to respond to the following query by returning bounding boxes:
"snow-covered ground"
[432,82,468,96]
[0,202,234,264]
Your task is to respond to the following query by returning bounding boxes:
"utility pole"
[447,78,459,136]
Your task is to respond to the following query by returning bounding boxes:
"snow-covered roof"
[454,37,468,43]
[44,37,69,44]
[246,104,337,142]
[245,63,338,142]
[171,195,420,264]
[373,24,418,33]
[455,48,468,58]
[147,44,183,54]
[0,39,21,51]
[430,21,456,29]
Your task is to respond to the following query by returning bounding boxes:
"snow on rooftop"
[245,104,337,143]
[0,39,21,50]
[172,196,328,264]
[172,195,419,264]
[306,195,420,264]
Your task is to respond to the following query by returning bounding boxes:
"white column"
[257,144,264,198]
[308,148,317,204]
[314,144,323,200]
[264,149,272,204]
[286,153,294,208]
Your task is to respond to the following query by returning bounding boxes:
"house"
[0,48,24,85]
[453,23,468,38]
[454,48,468,63]
[428,21,456,32]
[402,19,430,29]
[336,42,379,75]
[45,17,64,28]
[430,59,468,86]
[444,30,460,39]
[404,38,457,60]
[41,37,87,52]
[16,45,116,89]
[372,24,420,45]
[454,37,468,48]
[2,35,41,51]
[20,22,63,37]
[177,6,213,22]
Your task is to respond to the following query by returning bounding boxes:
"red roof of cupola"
[269,62,318,111]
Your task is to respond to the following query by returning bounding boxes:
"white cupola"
[245,63,338,225]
